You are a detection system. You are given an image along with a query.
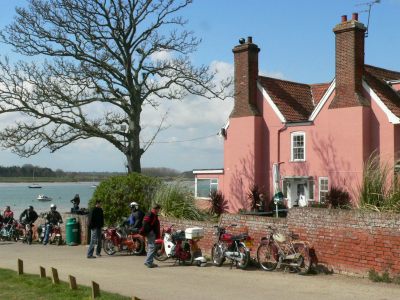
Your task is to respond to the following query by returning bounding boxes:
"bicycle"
[256,226,311,274]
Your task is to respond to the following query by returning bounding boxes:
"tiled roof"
[311,83,331,105]
[259,65,400,122]
[364,65,400,118]
[258,77,328,122]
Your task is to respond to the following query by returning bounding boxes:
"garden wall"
[160,207,400,276]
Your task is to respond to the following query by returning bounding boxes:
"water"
[0,182,97,217]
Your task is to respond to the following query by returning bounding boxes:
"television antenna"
[355,0,381,37]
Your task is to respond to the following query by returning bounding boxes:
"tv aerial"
[355,0,381,37]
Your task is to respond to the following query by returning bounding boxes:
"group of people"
[86,201,161,268]
[1,198,162,269]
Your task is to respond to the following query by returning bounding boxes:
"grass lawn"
[0,268,130,300]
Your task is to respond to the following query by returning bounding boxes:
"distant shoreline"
[0,177,102,183]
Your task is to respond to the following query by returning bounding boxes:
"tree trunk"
[126,109,143,173]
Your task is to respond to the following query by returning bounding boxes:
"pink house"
[194,14,400,213]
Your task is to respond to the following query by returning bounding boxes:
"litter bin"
[66,218,80,246]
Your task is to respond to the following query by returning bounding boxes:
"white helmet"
[50,204,57,209]
[129,202,139,209]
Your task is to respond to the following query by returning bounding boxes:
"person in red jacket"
[141,204,161,268]
[3,206,14,224]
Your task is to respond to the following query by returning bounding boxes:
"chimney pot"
[247,36,253,44]
[341,15,347,22]
[352,13,358,21]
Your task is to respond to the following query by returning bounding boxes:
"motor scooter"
[103,225,145,255]
[154,225,207,266]
[0,219,21,242]
[211,224,253,269]
[38,222,63,245]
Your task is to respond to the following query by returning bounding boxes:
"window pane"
[308,180,314,199]
[197,179,211,197]
[292,133,305,161]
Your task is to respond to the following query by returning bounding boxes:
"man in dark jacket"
[87,200,104,258]
[141,204,161,268]
[19,206,39,225]
[70,194,81,213]
[127,201,144,232]
[43,204,63,245]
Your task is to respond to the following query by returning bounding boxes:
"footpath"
[1,241,400,300]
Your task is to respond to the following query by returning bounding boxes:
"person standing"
[140,204,161,268]
[87,200,104,259]
[70,194,81,213]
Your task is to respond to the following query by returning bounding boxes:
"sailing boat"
[28,170,42,189]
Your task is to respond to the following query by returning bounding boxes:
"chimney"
[231,36,260,117]
[330,13,368,108]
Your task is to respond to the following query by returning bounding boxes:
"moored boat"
[37,194,52,201]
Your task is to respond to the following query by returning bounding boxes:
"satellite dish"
[239,38,245,45]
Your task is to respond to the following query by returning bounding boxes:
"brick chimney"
[330,13,368,108]
[231,37,260,117]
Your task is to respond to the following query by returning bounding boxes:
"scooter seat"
[231,233,248,241]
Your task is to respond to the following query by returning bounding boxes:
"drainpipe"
[277,124,287,163]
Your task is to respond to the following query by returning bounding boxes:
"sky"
[0,0,399,172]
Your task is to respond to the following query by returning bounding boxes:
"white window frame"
[291,131,306,162]
[319,177,329,203]
[195,178,218,199]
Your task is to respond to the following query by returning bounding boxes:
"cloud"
[0,60,235,172]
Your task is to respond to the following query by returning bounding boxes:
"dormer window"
[291,132,306,161]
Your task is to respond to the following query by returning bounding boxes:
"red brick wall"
[160,208,400,276]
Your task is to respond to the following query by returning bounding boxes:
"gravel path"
[1,241,399,300]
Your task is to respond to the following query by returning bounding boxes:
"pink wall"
[208,81,399,210]
[257,86,397,204]
[223,116,264,212]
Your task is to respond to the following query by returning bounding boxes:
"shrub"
[325,186,351,209]
[247,184,262,211]
[89,173,161,225]
[153,183,205,220]
[209,190,228,216]
[359,153,400,212]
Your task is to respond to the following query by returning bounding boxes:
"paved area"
[1,241,400,300]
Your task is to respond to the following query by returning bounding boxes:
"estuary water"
[0,182,97,217]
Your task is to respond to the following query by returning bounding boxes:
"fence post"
[51,267,60,284]
[39,266,46,278]
[69,275,77,290]
[17,259,23,275]
[92,281,100,298]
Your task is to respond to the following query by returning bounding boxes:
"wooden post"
[39,266,46,278]
[51,267,60,284]
[69,275,77,290]
[91,281,100,298]
[17,259,23,275]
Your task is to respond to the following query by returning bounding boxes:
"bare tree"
[0,0,230,173]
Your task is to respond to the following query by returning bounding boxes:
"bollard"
[40,266,46,278]
[17,259,23,275]
[69,275,77,290]
[92,281,100,298]
[51,267,60,284]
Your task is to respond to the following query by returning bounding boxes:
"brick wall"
[160,208,400,276]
